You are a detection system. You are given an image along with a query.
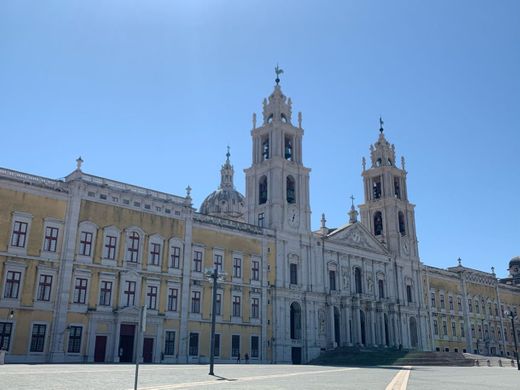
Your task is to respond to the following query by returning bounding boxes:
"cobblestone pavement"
[1,364,519,389]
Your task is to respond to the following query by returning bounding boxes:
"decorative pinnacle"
[76,156,84,171]
[321,213,327,228]
[457,257,462,266]
[350,194,355,207]
[185,185,192,198]
[226,145,231,161]
[275,64,284,85]
[379,116,384,133]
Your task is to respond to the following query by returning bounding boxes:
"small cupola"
[369,117,397,168]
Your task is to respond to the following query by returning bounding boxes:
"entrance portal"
[119,324,136,363]
[143,338,154,363]
[291,347,302,364]
[94,335,107,363]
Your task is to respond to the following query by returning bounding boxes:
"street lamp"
[205,267,225,376]
[505,310,520,371]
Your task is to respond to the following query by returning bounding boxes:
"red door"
[143,338,154,363]
[94,336,107,363]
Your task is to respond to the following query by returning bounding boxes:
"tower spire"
[220,147,234,189]
[348,195,358,223]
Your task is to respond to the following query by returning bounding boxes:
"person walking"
[236,352,241,364]
[245,353,249,364]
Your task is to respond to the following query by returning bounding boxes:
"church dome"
[199,149,246,222]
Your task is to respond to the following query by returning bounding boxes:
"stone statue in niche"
[367,276,374,292]
[318,309,326,335]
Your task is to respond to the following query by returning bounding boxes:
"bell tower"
[358,119,419,259]
[244,70,311,233]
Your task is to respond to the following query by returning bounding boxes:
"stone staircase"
[310,347,474,367]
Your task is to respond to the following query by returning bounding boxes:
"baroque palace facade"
[1,79,519,364]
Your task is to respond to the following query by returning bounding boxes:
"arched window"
[378,279,385,299]
[127,231,140,263]
[284,135,293,160]
[398,211,406,236]
[290,302,302,340]
[286,176,296,204]
[374,211,383,236]
[259,176,268,205]
[281,113,288,123]
[376,158,382,167]
[354,267,362,294]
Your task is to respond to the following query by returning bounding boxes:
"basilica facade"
[0,79,519,364]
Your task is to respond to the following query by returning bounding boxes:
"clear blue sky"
[1,1,519,276]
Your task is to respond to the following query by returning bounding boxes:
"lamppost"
[206,267,225,376]
[505,310,520,370]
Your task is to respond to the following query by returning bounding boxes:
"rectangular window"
[258,212,264,227]
[460,323,465,337]
[104,235,117,260]
[4,271,21,299]
[251,335,259,358]
[290,263,298,285]
[431,292,436,307]
[214,254,223,273]
[168,288,178,311]
[406,285,413,303]
[475,300,480,314]
[43,226,59,252]
[440,294,445,309]
[147,285,158,310]
[0,322,13,351]
[215,293,222,316]
[189,332,199,356]
[149,243,161,266]
[449,296,454,310]
[37,274,53,301]
[127,232,140,262]
[233,258,242,278]
[232,296,241,317]
[468,299,473,313]
[11,221,28,247]
[231,335,240,357]
[433,320,438,335]
[30,324,46,352]
[191,291,201,313]
[251,297,260,319]
[193,251,202,272]
[443,321,448,336]
[73,278,88,304]
[124,281,136,307]
[457,297,462,311]
[329,270,336,291]
[451,321,456,337]
[214,334,221,357]
[170,246,181,268]
[79,231,93,256]
[67,326,82,353]
[164,331,176,355]
[252,260,260,281]
[99,281,112,306]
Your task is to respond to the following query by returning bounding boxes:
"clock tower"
[244,75,311,233]
[358,120,419,259]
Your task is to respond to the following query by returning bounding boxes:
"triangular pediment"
[326,222,388,254]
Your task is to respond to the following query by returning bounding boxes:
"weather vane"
[275,64,284,85]
[379,116,384,133]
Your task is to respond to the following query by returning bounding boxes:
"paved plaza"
[1,364,519,390]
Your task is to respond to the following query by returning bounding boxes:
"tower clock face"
[402,239,410,255]
[287,206,300,227]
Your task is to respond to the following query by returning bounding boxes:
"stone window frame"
[98,272,116,311]
[2,261,26,304]
[8,211,33,255]
[40,218,64,260]
[76,221,98,264]
[168,237,183,274]
[147,234,164,272]
[27,321,48,355]
[145,279,160,312]
[66,323,84,354]
[101,225,121,266]
[33,265,57,309]
[124,226,145,267]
